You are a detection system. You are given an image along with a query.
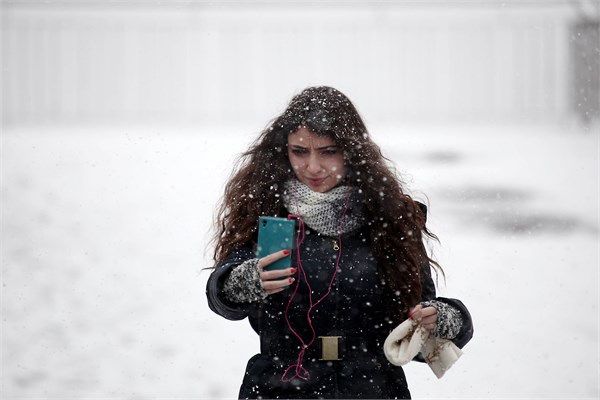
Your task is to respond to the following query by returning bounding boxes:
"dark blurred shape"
[570,6,600,126]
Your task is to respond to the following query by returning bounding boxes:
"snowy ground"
[2,123,598,399]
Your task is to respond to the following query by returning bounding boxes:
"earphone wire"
[281,178,353,382]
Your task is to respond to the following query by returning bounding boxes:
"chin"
[311,183,335,193]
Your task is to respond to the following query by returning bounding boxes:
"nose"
[306,154,323,174]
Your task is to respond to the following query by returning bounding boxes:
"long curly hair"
[211,86,442,321]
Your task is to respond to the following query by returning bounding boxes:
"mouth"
[306,177,327,186]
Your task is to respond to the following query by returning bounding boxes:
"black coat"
[207,225,473,399]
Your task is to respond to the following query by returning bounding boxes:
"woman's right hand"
[257,249,296,296]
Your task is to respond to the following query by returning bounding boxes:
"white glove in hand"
[383,318,463,378]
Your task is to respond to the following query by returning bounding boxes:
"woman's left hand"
[409,304,437,332]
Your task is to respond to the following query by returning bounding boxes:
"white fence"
[2,1,598,126]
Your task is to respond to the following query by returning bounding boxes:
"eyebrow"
[290,144,339,150]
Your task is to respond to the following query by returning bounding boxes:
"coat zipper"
[332,239,340,251]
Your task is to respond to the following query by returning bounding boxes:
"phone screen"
[256,216,295,271]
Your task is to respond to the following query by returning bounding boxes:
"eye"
[322,149,339,156]
[291,148,307,155]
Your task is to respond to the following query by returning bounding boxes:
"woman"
[206,86,473,399]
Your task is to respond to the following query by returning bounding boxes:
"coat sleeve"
[417,201,474,349]
[418,262,474,357]
[435,297,474,349]
[206,246,257,321]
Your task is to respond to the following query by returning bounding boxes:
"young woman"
[206,86,473,399]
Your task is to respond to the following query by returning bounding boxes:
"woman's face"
[287,127,346,193]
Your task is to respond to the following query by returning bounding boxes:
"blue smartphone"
[256,216,295,271]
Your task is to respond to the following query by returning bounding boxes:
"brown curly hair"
[211,86,442,321]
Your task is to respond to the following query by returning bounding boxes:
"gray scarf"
[282,180,365,237]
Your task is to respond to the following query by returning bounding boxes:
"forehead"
[288,127,336,147]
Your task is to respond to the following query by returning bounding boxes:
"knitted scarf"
[282,179,365,237]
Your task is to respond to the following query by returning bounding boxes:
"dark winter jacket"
[207,225,473,399]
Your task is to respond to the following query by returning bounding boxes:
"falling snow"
[1,124,598,399]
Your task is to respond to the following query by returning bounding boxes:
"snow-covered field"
[2,123,598,399]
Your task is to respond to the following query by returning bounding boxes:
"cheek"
[287,153,298,168]
[288,156,304,172]
[329,158,346,174]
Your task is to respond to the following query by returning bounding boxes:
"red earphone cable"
[281,179,353,382]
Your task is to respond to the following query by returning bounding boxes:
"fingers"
[408,304,423,321]
[263,275,295,294]
[257,250,296,297]
[258,263,296,297]
[409,305,438,331]
[420,306,437,320]
[258,249,291,270]
[260,267,295,282]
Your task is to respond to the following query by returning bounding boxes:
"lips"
[306,177,326,186]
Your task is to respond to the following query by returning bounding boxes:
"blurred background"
[3,0,599,127]
[2,0,599,399]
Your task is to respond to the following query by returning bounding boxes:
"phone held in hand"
[256,216,295,271]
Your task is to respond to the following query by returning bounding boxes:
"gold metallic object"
[319,336,342,360]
